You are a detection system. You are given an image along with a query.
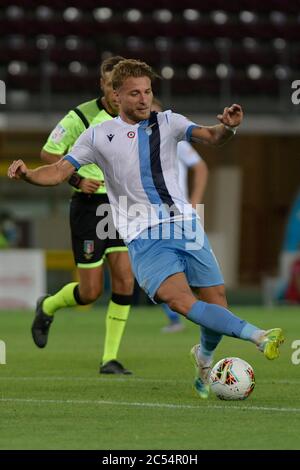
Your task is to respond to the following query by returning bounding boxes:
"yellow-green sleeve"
[43,110,86,155]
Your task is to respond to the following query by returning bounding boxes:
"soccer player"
[152,98,208,333]
[32,56,134,375]
[8,59,284,399]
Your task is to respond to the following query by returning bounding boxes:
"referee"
[32,56,134,375]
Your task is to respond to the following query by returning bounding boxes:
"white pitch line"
[0,376,300,385]
[0,397,300,414]
[0,376,183,384]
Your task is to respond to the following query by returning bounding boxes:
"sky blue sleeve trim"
[63,154,81,169]
[185,125,198,142]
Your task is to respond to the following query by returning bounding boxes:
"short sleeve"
[63,127,96,169]
[177,141,202,168]
[166,111,199,142]
[43,110,86,155]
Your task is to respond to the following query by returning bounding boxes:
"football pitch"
[0,306,300,450]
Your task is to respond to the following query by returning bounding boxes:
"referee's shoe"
[100,360,132,375]
[31,295,53,348]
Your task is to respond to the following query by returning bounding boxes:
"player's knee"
[112,273,134,295]
[210,287,227,307]
[166,293,192,315]
[217,290,227,304]
[79,284,102,304]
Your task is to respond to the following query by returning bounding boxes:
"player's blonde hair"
[111,59,158,90]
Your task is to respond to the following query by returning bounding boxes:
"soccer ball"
[209,357,255,400]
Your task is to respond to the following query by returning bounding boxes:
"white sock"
[197,346,213,367]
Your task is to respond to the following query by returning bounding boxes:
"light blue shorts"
[127,220,224,302]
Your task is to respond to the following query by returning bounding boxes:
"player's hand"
[7,159,28,180]
[79,178,104,194]
[217,104,243,128]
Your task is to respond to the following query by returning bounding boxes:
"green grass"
[0,306,300,450]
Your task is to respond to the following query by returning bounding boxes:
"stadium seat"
[1,1,299,110]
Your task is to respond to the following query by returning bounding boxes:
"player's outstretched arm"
[191,104,243,146]
[7,158,75,186]
[40,149,101,193]
[40,149,62,164]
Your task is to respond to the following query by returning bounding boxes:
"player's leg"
[183,229,284,361]
[100,249,134,374]
[158,276,283,361]
[157,272,284,398]
[129,227,275,349]
[190,285,226,371]
[189,285,226,398]
[160,304,184,333]
[130,225,284,354]
[155,275,222,399]
[194,284,228,308]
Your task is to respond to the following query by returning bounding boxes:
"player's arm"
[189,160,208,207]
[41,114,100,193]
[8,158,75,186]
[40,149,61,164]
[40,148,100,193]
[191,104,243,146]
[9,126,98,186]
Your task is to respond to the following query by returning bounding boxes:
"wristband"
[68,172,83,189]
[224,124,238,134]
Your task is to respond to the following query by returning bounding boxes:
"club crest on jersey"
[127,131,135,139]
[83,240,94,259]
[107,133,114,142]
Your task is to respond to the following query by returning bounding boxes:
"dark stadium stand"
[0,1,299,112]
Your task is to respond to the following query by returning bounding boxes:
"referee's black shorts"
[69,192,127,268]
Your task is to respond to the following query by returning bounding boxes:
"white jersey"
[177,141,202,200]
[65,110,199,243]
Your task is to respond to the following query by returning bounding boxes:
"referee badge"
[50,124,66,143]
[83,240,94,260]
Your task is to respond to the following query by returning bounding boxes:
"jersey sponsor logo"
[50,124,66,143]
[107,133,114,142]
[127,131,135,139]
[83,240,94,260]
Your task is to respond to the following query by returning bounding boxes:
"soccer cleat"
[161,322,185,333]
[99,360,132,375]
[258,328,284,360]
[31,295,53,348]
[190,344,212,399]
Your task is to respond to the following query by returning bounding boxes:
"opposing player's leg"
[100,249,134,374]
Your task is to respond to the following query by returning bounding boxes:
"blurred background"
[0,0,300,308]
